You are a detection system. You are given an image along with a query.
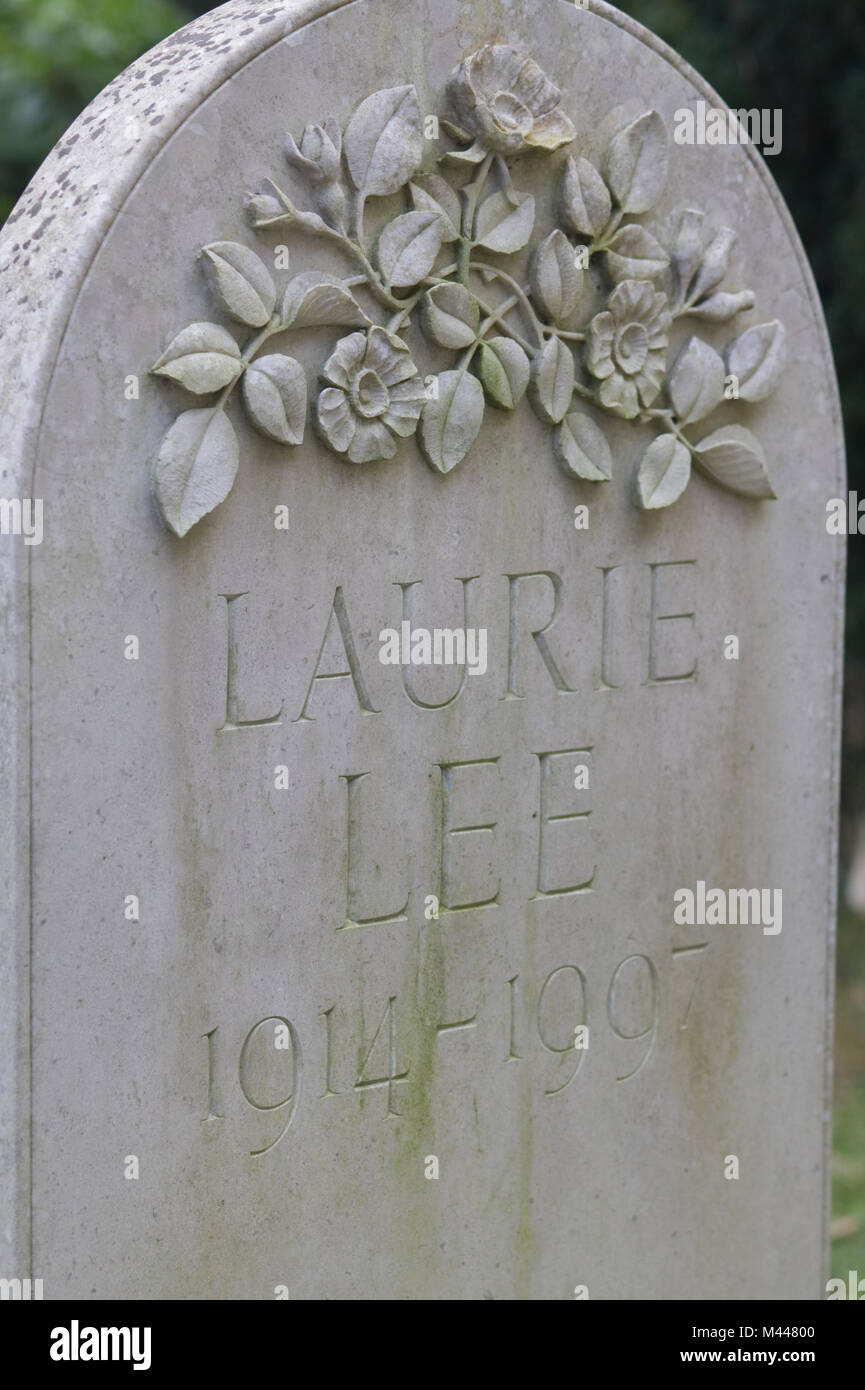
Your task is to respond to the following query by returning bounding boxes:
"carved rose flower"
[586,279,672,419]
[317,326,427,462]
[284,119,345,229]
[285,119,342,184]
[447,45,576,155]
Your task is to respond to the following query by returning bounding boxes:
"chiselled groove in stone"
[218,592,284,730]
[338,772,410,930]
[608,955,659,1082]
[596,565,622,691]
[294,585,379,721]
[645,559,698,685]
[531,747,596,899]
[503,571,574,699]
[238,1015,302,1156]
[438,758,501,913]
[537,965,587,1097]
[397,576,478,709]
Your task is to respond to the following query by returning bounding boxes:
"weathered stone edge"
[0,0,355,1285]
[591,0,846,1300]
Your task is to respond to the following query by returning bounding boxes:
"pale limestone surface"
[0,0,844,1298]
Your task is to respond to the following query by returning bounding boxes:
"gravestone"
[0,0,843,1300]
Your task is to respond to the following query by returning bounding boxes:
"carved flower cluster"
[150,43,786,536]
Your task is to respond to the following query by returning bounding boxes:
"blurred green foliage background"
[0,0,863,1283]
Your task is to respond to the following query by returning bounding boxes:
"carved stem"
[457,152,494,284]
[590,206,625,256]
[478,294,518,338]
[641,407,695,450]
[214,322,281,412]
[265,182,404,310]
[470,260,544,348]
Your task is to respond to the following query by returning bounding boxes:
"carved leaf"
[554,411,613,481]
[477,337,530,410]
[153,408,239,538]
[377,211,444,290]
[474,190,535,254]
[281,272,369,329]
[200,242,276,328]
[242,354,307,445]
[151,323,241,394]
[693,424,776,499]
[442,140,488,165]
[423,283,479,349]
[688,228,736,304]
[685,290,755,322]
[532,230,583,322]
[419,370,484,473]
[725,320,786,402]
[633,434,691,509]
[668,337,725,424]
[671,208,705,306]
[561,156,611,239]
[344,85,423,197]
[410,176,462,242]
[603,110,668,214]
[556,408,617,480]
[604,225,669,282]
[529,336,575,424]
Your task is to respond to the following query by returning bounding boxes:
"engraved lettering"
[532,747,595,898]
[503,571,575,699]
[607,955,659,1081]
[396,576,479,708]
[672,943,709,1029]
[506,974,521,1061]
[201,1026,223,1122]
[646,560,697,684]
[354,995,410,1117]
[438,758,500,912]
[597,564,622,690]
[238,1015,301,1156]
[217,593,284,731]
[295,586,378,721]
[320,1005,341,1098]
[537,965,588,1095]
[339,772,410,930]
